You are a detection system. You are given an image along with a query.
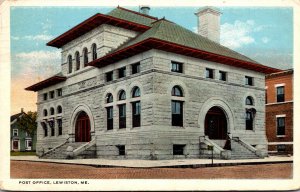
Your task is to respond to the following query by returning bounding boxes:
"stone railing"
[232,137,264,157]
[40,137,70,158]
[72,138,96,157]
[199,136,231,159]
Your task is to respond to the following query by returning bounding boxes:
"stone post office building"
[26,6,280,160]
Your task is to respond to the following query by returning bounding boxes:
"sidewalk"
[10,155,293,168]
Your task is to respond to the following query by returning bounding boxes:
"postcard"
[1,0,299,191]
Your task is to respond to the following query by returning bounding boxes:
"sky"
[10,6,293,114]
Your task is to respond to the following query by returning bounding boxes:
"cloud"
[11,36,20,40]
[192,26,198,33]
[24,34,54,41]
[220,20,262,49]
[261,37,270,44]
[248,51,292,69]
[12,50,61,79]
[11,34,54,41]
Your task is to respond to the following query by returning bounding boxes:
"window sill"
[171,126,185,129]
[130,126,141,130]
[277,135,286,138]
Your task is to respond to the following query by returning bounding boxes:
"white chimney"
[140,5,150,15]
[195,7,221,43]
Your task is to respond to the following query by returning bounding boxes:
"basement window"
[117,145,125,156]
[173,144,185,155]
[277,144,286,152]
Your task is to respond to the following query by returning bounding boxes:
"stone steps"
[42,142,90,159]
[230,140,259,159]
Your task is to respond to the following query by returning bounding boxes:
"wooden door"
[75,112,91,142]
[205,107,227,140]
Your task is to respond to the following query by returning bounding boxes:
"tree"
[16,111,37,138]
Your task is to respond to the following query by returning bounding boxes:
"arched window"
[75,51,80,70]
[246,96,254,105]
[68,55,72,73]
[92,43,97,60]
[50,107,55,115]
[57,105,62,114]
[131,87,141,127]
[43,109,48,117]
[83,47,88,66]
[119,90,126,100]
[171,86,183,97]
[106,93,113,103]
[171,86,184,126]
[132,87,141,98]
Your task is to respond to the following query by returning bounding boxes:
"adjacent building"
[265,69,293,155]
[10,109,37,152]
[26,6,280,160]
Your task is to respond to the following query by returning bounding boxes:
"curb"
[11,159,293,169]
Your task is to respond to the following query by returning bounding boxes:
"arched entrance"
[75,111,91,142]
[204,106,227,140]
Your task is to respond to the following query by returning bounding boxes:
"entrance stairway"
[41,139,96,159]
[199,136,263,159]
[231,138,260,159]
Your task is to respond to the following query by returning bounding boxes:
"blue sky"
[10,6,293,113]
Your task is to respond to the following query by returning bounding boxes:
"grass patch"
[11,151,37,156]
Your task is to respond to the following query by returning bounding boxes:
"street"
[11,160,292,179]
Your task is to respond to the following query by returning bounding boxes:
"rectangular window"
[57,119,62,135]
[172,100,183,126]
[219,71,227,81]
[132,62,140,74]
[13,129,18,136]
[277,144,286,152]
[13,140,19,150]
[171,61,183,73]
[277,117,285,136]
[50,91,55,99]
[41,122,48,137]
[205,68,214,79]
[132,101,141,127]
[49,120,55,136]
[173,144,185,155]
[57,88,62,97]
[245,111,254,130]
[277,86,285,102]
[107,107,113,130]
[119,104,126,129]
[118,67,126,78]
[245,76,254,86]
[106,71,113,82]
[117,145,125,156]
[26,140,32,147]
[43,93,48,101]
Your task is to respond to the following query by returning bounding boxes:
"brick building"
[265,69,293,154]
[26,6,280,160]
